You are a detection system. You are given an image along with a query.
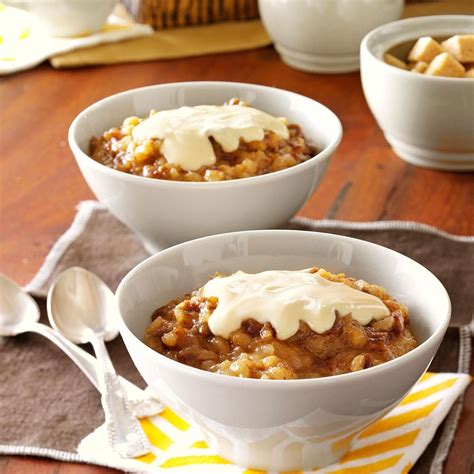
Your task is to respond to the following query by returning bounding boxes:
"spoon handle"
[31,322,100,389]
[29,323,163,417]
[89,335,151,458]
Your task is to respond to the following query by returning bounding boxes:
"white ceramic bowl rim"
[361,15,474,83]
[68,81,343,189]
[116,229,451,389]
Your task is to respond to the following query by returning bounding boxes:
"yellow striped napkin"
[78,372,471,473]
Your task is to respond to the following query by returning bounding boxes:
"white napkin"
[78,372,471,473]
[0,4,153,75]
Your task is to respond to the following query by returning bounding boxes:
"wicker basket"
[121,0,260,30]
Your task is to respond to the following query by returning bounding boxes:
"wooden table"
[0,48,472,474]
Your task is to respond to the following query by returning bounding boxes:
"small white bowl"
[7,0,116,37]
[258,0,404,73]
[116,230,450,471]
[69,82,342,252]
[360,15,474,171]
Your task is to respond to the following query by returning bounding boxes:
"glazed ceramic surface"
[361,15,474,171]
[69,82,342,252]
[258,0,404,73]
[116,230,450,471]
[6,0,116,37]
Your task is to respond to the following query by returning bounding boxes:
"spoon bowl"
[0,274,40,336]
[47,267,118,344]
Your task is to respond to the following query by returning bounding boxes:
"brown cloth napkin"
[50,1,474,69]
[1,201,472,473]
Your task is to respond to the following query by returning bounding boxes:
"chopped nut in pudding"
[144,268,418,380]
[89,99,316,182]
[384,34,474,78]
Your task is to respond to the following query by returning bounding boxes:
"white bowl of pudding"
[116,230,450,471]
[360,15,474,171]
[69,82,342,252]
[258,0,404,73]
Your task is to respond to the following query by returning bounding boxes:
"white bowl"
[69,82,342,252]
[361,15,474,171]
[7,0,116,37]
[258,0,404,73]
[116,230,450,471]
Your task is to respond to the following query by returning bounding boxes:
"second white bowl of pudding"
[69,82,342,252]
[116,230,450,471]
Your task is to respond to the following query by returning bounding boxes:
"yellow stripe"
[332,433,356,454]
[71,29,93,37]
[140,418,173,451]
[280,471,303,474]
[19,27,30,40]
[243,470,266,474]
[160,407,191,431]
[191,440,208,449]
[342,429,419,463]
[420,372,435,382]
[161,455,230,468]
[327,454,403,473]
[136,452,157,464]
[402,462,413,473]
[100,23,130,32]
[400,379,457,406]
[359,401,440,438]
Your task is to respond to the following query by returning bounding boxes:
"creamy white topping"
[202,270,390,340]
[131,105,289,171]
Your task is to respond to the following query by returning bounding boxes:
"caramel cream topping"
[202,270,390,340]
[131,105,289,171]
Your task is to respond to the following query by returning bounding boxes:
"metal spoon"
[47,267,151,458]
[0,273,162,419]
[0,273,101,388]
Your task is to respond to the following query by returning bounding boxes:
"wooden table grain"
[0,48,472,474]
